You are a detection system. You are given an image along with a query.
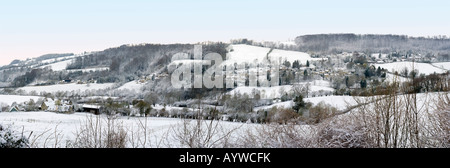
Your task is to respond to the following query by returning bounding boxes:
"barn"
[82,104,102,115]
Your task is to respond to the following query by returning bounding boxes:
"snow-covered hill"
[116,80,146,91]
[0,95,42,106]
[0,111,248,148]
[66,67,110,73]
[223,44,322,66]
[254,95,357,111]
[17,83,115,94]
[374,61,447,75]
[432,62,450,70]
[38,59,74,71]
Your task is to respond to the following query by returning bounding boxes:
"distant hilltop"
[295,33,450,54]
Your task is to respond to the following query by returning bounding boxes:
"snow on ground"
[254,101,294,111]
[229,84,334,99]
[223,44,321,66]
[229,85,293,99]
[0,95,42,106]
[0,111,248,148]
[225,44,270,65]
[270,48,323,65]
[370,53,388,59]
[279,41,296,46]
[374,62,447,75]
[0,92,445,148]
[254,95,357,111]
[432,62,450,70]
[228,80,334,99]
[169,60,210,66]
[66,67,110,73]
[305,96,357,111]
[38,59,73,71]
[17,83,115,93]
[345,92,445,117]
[383,73,410,83]
[116,81,145,91]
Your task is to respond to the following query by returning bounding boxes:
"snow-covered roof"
[82,104,102,109]
[43,99,56,111]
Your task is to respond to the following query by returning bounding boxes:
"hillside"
[374,61,447,75]
[224,44,322,66]
[295,34,450,59]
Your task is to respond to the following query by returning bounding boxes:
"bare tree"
[70,114,127,148]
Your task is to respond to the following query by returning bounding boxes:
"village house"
[82,104,102,115]
[9,105,21,112]
[40,98,73,113]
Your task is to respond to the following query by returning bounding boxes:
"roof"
[10,106,19,112]
[82,104,102,109]
[43,100,56,110]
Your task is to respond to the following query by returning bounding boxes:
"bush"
[236,124,315,148]
[0,124,29,148]
[308,102,338,124]
[70,115,127,148]
[317,121,373,148]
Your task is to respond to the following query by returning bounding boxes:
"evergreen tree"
[292,95,306,114]
[303,69,308,80]
[0,124,29,148]
[360,79,367,88]
[283,60,291,68]
[292,60,301,69]
[376,66,382,76]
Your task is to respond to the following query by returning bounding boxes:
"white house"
[41,98,73,113]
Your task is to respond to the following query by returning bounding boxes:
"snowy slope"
[432,62,450,70]
[223,44,321,66]
[17,83,115,93]
[38,59,73,71]
[66,67,110,73]
[0,112,247,148]
[254,101,294,111]
[1,92,445,148]
[254,95,357,111]
[229,85,292,99]
[270,48,321,65]
[0,95,42,106]
[116,81,145,91]
[374,62,446,75]
[228,80,334,99]
[383,73,410,83]
[305,96,357,110]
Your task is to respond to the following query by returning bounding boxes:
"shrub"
[0,124,29,148]
[317,121,373,148]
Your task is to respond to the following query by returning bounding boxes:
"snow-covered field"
[383,73,410,83]
[374,62,447,75]
[432,62,450,70]
[254,101,294,111]
[0,95,42,106]
[116,80,145,91]
[305,96,357,110]
[223,44,322,66]
[254,92,444,115]
[0,92,446,148]
[229,80,334,99]
[254,95,357,111]
[230,85,334,99]
[38,59,73,71]
[17,83,115,93]
[0,111,249,148]
[230,85,292,99]
[67,67,110,73]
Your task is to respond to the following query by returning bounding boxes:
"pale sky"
[1,0,449,66]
